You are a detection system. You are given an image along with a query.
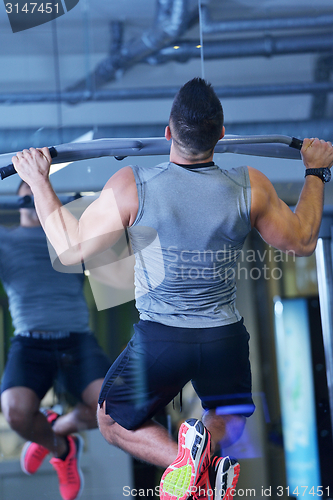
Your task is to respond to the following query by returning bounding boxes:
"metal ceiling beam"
[0,80,333,104]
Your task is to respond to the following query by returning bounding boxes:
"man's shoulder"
[218,165,250,187]
[126,162,170,183]
[130,161,170,173]
[247,166,273,188]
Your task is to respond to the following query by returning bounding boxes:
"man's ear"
[165,125,172,141]
[219,126,225,140]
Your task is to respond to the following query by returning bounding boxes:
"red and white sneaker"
[160,419,211,500]
[20,408,59,475]
[192,456,240,500]
[50,434,84,500]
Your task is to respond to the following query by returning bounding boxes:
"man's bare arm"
[12,147,138,265]
[249,138,333,256]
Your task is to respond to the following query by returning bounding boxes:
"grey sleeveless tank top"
[127,161,251,328]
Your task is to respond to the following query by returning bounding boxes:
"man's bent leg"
[52,379,103,435]
[1,387,68,457]
[97,403,177,468]
[2,388,85,500]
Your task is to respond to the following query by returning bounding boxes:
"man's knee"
[1,397,32,432]
[1,387,40,433]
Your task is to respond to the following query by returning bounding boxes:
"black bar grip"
[289,137,303,150]
[0,164,17,180]
[0,146,58,180]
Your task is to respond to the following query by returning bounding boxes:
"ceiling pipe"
[110,20,124,54]
[201,7,333,34]
[1,81,333,105]
[148,32,333,64]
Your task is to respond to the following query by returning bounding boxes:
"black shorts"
[98,319,255,430]
[1,333,111,401]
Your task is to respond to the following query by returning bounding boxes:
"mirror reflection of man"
[0,182,111,500]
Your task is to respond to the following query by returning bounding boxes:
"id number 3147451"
[5,3,59,14]
[276,486,330,497]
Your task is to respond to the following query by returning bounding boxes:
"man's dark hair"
[169,78,224,156]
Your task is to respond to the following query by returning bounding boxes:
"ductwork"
[1,6,332,106]
[64,3,333,96]
[67,0,198,95]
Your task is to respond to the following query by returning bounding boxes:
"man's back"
[128,161,251,327]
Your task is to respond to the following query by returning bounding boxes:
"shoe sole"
[73,434,85,500]
[20,441,49,475]
[160,419,210,500]
[215,457,240,500]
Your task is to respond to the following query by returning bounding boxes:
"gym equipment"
[0,134,303,180]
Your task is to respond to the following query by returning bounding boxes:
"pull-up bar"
[0,134,303,180]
